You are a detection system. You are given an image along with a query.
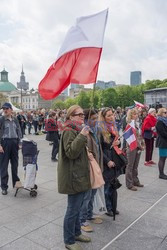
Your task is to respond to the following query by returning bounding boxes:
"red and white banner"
[38,9,108,100]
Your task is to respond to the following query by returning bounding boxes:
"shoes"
[65,243,83,250]
[144,162,152,166]
[51,158,58,162]
[128,186,137,191]
[2,190,8,195]
[88,217,103,224]
[81,224,93,232]
[15,181,22,189]
[149,160,156,165]
[134,183,144,187]
[114,210,120,215]
[75,234,91,242]
[159,174,167,180]
[105,211,114,217]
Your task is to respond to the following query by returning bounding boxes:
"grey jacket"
[0,116,22,145]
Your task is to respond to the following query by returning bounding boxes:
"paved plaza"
[0,134,167,250]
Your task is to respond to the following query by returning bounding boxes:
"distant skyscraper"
[96,80,116,89]
[17,66,29,91]
[130,71,142,86]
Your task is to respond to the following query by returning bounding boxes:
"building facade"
[144,87,167,108]
[130,71,142,86]
[96,80,116,89]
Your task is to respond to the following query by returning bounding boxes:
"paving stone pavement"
[0,134,167,250]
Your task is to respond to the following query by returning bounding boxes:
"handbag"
[143,130,152,139]
[110,177,122,190]
[87,150,105,189]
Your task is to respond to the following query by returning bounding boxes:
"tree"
[52,100,66,109]
[0,93,7,107]
[77,91,90,109]
[65,98,77,108]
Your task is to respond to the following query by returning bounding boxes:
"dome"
[0,81,17,92]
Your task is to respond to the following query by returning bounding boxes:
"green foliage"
[53,79,166,110]
[0,93,7,107]
[52,100,66,109]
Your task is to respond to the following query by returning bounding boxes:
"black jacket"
[101,134,124,182]
[156,120,167,148]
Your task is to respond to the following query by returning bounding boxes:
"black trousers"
[52,137,59,159]
[0,139,20,190]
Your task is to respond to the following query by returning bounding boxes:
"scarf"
[63,119,83,132]
[106,122,123,155]
[157,116,167,127]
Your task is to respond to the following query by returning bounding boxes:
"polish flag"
[134,100,147,109]
[38,9,108,100]
[123,121,137,151]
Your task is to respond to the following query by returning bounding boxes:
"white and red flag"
[134,100,147,109]
[38,9,108,100]
[123,120,138,151]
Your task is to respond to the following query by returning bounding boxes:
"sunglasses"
[2,108,9,110]
[72,113,85,118]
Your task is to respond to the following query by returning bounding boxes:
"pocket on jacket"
[72,171,89,193]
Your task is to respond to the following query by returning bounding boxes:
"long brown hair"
[98,108,113,143]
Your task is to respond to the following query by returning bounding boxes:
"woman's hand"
[80,126,90,136]
[112,139,120,147]
[107,161,115,168]
[0,145,4,153]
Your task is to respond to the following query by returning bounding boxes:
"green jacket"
[57,125,91,194]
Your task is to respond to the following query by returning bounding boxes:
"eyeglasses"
[72,113,85,118]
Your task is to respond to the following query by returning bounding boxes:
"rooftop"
[144,87,167,93]
[0,81,17,92]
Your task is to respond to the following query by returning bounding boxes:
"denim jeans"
[64,191,87,245]
[104,182,117,212]
[79,190,92,225]
[87,189,97,219]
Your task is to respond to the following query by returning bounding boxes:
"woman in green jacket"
[58,105,91,250]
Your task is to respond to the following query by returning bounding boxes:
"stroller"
[14,139,39,197]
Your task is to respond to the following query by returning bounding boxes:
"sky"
[0,0,167,89]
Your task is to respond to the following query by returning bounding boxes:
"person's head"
[1,103,13,117]
[148,108,156,117]
[58,111,65,118]
[126,108,138,123]
[98,108,116,143]
[66,105,84,124]
[50,111,57,119]
[99,108,115,124]
[157,108,167,118]
[84,109,97,128]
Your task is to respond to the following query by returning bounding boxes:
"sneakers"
[88,217,103,224]
[65,243,83,250]
[144,162,152,166]
[14,181,22,189]
[128,186,137,191]
[81,224,93,232]
[2,190,8,195]
[75,234,91,242]
[159,174,167,180]
[149,160,156,165]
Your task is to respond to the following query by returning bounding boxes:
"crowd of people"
[0,102,167,250]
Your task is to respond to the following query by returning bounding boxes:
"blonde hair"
[66,105,81,120]
[98,108,116,143]
[126,108,138,124]
[157,108,166,117]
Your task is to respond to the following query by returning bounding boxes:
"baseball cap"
[2,102,13,110]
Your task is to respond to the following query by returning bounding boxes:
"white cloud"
[0,0,167,89]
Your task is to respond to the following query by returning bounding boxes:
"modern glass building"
[130,71,142,86]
